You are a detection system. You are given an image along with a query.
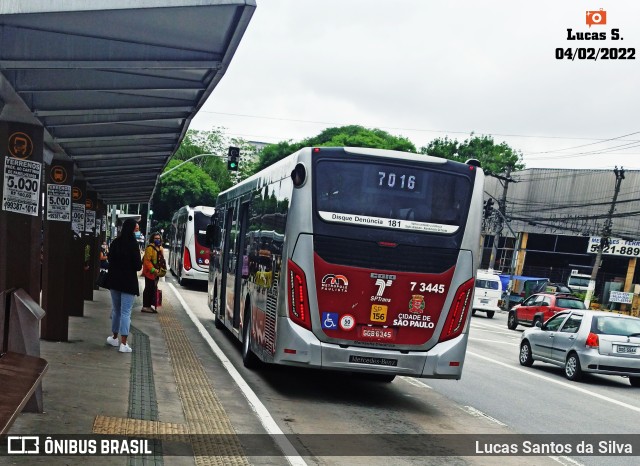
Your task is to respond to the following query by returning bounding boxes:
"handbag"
[97,270,109,288]
[156,288,163,307]
[156,249,167,278]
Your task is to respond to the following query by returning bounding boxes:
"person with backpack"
[141,232,166,313]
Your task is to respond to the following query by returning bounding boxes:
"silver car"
[519,310,640,386]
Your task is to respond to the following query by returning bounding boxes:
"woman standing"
[105,218,142,353]
[141,232,164,313]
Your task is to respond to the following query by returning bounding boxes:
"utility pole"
[488,165,513,271]
[584,166,625,308]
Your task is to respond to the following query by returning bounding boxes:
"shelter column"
[41,160,74,341]
[83,190,97,300]
[66,179,86,317]
[0,122,44,301]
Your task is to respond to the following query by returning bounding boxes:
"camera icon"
[7,436,40,454]
[586,9,607,27]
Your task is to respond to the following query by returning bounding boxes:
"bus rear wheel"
[213,287,223,329]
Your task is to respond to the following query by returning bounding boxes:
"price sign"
[85,210,96,234]
[46,184,71,221]
[2,158,41,216]
[72,204,85,237]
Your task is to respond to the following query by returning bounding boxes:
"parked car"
[519,310,640,386]
[545,282,573,294]
[507,292,586,330]
[472,270,503,318]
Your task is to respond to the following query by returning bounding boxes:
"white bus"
[207,147,484,381]
[168,205,214,285]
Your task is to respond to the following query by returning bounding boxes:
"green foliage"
[152,159,219,229]
[151,128,261,229]
[420,134,525,175]
[254,125,416,172]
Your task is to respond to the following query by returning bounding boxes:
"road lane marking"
[399,376,433,389]
[468,351,640,414]
[459,405,507,426]
[469,337,518,345]
[169,284,307,466]
[550,456,584,466]
[471,323,517,336]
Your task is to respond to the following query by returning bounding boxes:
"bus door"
[221,207,234,324]
[223,202,250,329]
[232,203,250,329]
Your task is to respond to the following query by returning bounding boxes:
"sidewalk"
[5,279,250,465]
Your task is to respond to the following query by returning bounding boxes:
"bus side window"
[206,211,220,247]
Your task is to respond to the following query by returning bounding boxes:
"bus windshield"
[315,159,471,234]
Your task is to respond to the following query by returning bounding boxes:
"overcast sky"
[190,0,640,171]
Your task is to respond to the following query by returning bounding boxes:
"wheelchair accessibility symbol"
[322,312,338,329]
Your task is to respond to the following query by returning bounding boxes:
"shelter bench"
[0,288,48,434]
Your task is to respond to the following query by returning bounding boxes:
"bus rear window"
[194,211,212,247]
[315,160,471,234]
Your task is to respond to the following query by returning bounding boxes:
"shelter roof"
[0,0,255,204]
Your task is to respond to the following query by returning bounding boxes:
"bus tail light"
[183,247,192,271]
[439,278,474,343]
[288,259,311,330]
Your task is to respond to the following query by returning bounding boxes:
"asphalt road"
[429,311,640,466]
[168,276,639,466]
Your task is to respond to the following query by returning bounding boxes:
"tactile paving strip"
[93,298,249,465]
[93,415,189,435]
[129,326,159,422]
[156,298,249,466]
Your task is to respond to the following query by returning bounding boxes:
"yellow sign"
[370,304,387,323]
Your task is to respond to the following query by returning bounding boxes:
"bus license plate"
[359,326,396,342]
[616,345,637,354]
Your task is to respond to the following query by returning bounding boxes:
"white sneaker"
[106,336,119,347]
[119,343,132,353]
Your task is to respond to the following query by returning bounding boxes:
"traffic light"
[227,146,240,171]
[483,198,494,219]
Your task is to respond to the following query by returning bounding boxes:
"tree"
[254,125,416,172]
[151,159,219,232]
[150,128,261,231]
[420,134,524,175]
[173,128,259,187]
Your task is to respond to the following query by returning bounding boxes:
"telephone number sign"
[588,236,640,258]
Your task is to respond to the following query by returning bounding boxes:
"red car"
[507,293,586,330]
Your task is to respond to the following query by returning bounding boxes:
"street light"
[159,153,221,179]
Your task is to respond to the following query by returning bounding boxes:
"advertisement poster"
[46,184,72,222]
[2,157,41,216]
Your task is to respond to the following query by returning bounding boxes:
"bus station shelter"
[0,1,256,341]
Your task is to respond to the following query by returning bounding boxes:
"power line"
[525,130,640,155]
[198,110,633,144]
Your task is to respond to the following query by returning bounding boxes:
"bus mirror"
[291,163,306,187]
